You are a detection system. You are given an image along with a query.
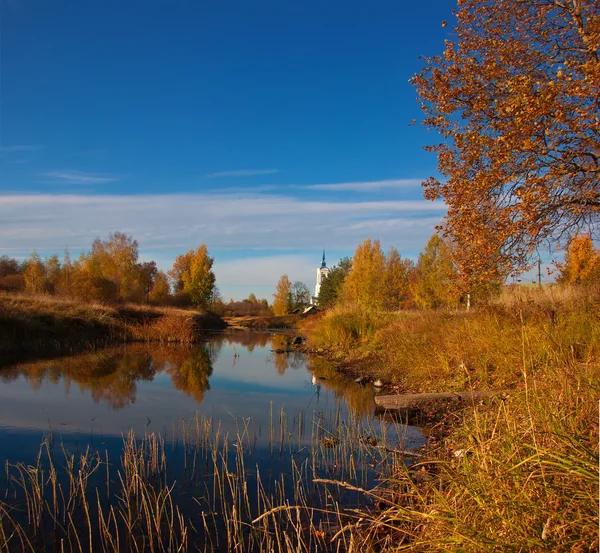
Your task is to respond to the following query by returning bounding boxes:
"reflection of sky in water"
[0,333,423,458]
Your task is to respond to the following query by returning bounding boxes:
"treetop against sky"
[0,0,580,299]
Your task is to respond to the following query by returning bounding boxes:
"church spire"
[321,250,326,268]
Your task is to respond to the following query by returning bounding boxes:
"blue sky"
[0,0,460,300]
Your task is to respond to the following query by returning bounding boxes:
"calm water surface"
[0,332,423,550]
[0,332,422,448]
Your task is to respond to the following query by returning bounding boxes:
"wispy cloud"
[205,169,280,178]
[41,170,119,185]
[0,145,44,152]
[305,179,423,191]
[0,192,445,254]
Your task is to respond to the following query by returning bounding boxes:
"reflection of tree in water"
[165,345,213,403]
[6,344,213,410]
[206,338,223,361]
[307,357,376,417]
[8,350,156,409]
[269,335,305,375]
[210,332,271,353]
[83,353,156,409]
[273,353,288,375]
[271,335,289,375]
[2,335,277,409]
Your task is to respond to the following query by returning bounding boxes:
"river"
[0,331,424,552]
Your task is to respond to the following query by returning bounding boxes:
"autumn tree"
[137,261,158,302]
[23,251,45,294]
[44,254,61,293]
[209,285,225,314]
[412,234,461,309]
[56,249,73,297]
[318,257,352,308]
[70,253,118,303]
[291,281,311,311]
[89,232,140,300]
[169,244,216,307]
[0,255,23,292]
[382,247,413,310]
[0,256,20,277]
[149,271,171,303]
[272,274,292,316]
[412,0,600,283]
[340,239,386,310]
[557,234,600,284]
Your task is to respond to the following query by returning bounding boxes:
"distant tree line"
[221,294,272,317]
[271,232,600,314]
[0,232,219,309]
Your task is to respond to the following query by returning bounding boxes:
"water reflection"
[307,356,377,416]
[0,332,426,553]
[0,332,386,437]
[0,345,212,409]
[270,334,305,375]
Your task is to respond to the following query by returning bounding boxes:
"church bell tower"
[313,250,330,304]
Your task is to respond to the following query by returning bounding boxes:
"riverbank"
[0,293,226,357]
[223,313,299,330]
[300,285,599,551]
[301,285,600,391]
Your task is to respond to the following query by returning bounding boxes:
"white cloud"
[205,169,280,178]
[0,192,445,254]
[305,179,423,191]
[41,171,119,185]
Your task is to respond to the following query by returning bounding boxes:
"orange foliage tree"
[411,234,461,309]
[340,239,386,310]
[169,244,216,307]
[272,274,292,316]
[22,251,45,294]
[89,232,141,301]
[382,247,413,310]
[557,234,600,284]
[412,0,600,283]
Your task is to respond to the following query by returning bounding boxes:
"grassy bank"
[300,285,599,551]
[0,293,226,356]
[223,313,299,330]
[302,285,600,392]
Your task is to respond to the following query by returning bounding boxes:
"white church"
[311,251,330,305]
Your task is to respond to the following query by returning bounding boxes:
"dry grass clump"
[0,432,188,553]
[0,293,224,354]
[301,305,388,350]
[128,311,201,342]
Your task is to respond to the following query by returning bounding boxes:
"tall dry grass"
[301,305,388,350]
[300,284,599,552]
[370,284,600,392]
[0,409,411,553]
[344,345,598,552]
